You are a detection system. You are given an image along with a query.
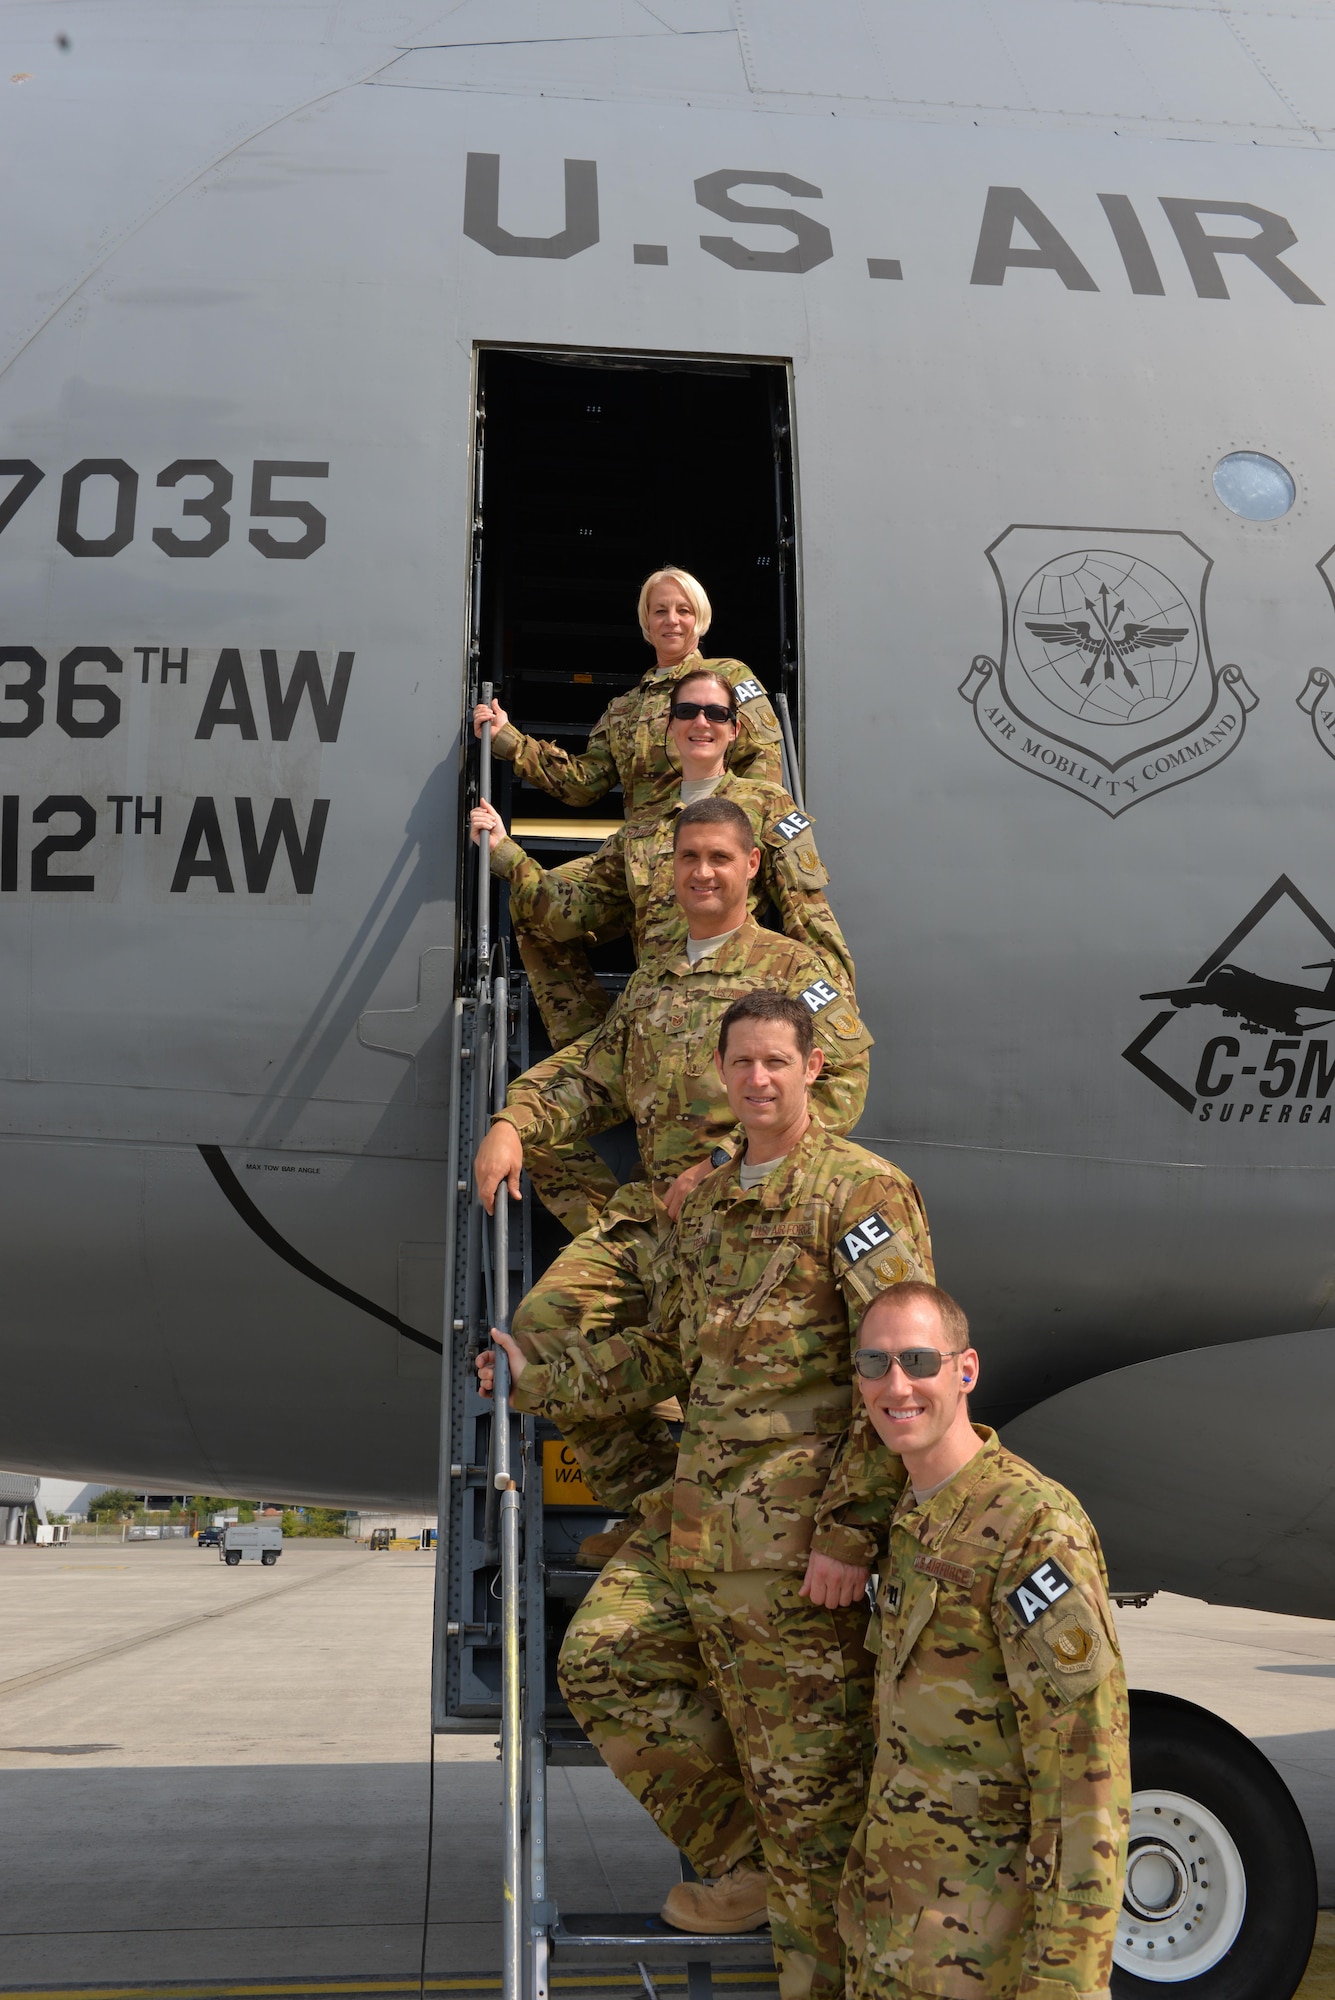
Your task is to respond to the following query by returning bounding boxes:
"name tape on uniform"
[838,1210,896,1264]
[914,1552,977,1588]
[1007,1557,1076,1628]
[734,678,765,704]
[773,810,812,842]
[801,978,839,1014]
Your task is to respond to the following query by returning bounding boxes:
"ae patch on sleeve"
[773,810,812,842]
[837,1210,917,1305]
[801,978,839,1015]
[734,678,766,704]
[1007,1558,1075,1627]
[1009,1560,1114,1703]
[838,1211,897,1265]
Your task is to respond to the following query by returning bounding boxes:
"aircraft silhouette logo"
[1124,877,1335,1121]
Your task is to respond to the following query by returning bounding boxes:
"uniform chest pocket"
[887,1576,939,1680]
[731,1242,800,1326]
[683,1024,721,1076]
[625,829,665,893]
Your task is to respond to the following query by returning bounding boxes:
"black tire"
[1113,1689,1315,2000]
[224,1550,241,1566]
[261,1551,277,1565]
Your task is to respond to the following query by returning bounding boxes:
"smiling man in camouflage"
[840,1282,1130,2000]
[479,989,932,2000]
[474,799,872,1556]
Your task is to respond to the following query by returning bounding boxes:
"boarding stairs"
[428,686,806,2000]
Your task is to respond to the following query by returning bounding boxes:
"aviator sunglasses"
[853,1346,966,1381]
[669,700,735,723]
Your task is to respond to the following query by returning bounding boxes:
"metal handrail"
[475,683,524,2000]
[774,690,805,814]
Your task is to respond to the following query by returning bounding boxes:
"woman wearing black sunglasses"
[471,663,853,1053]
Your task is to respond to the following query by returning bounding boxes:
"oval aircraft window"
[1212,451,1295,521]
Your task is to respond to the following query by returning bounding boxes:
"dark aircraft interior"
[467,347,801,1273]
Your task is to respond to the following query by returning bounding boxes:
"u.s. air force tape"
[1007,1558,1076,1628]
[838,1211,896,1263]
[734,678,765,704]
[773,810,812,841]
[801,978,838,1014]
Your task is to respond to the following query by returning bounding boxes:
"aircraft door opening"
[460,348,801,1003]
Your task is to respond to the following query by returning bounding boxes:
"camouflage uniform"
[512,1125,933,2000]
[839,1429,1130,2000]
[504,784,857,1235]
[491,652,783,1046]
[505,913,869,1237]
[501,914,872,1497]
[492,770,854,1049]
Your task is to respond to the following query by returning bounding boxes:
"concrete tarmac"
[0,1538,1331,1997]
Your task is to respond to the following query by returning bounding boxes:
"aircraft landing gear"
[1113,1690,1315,2000]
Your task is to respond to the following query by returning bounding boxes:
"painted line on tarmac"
[0,1556,367,1701]
[0,1979,777,1999]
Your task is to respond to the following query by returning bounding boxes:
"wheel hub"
[1125,1841,1190,1924]
[1114,1788,1247,1983]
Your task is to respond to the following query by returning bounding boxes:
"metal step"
[550,1914,774,1968]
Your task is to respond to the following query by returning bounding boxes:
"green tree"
[280,1506,349,1537]
[189,1494,257,1524]
[86,1488,141,1521]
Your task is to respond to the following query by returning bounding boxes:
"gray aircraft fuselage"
[2,0,1333,1614]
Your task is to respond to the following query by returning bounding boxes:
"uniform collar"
[720,1117,825,1213]
[658,767,738,821]
[643,650,705,686]
[667,911,764,977]
[892,1425,1000,1544]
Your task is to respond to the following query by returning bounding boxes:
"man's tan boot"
[660,1862,769,1934]
[575,1520,634,1568]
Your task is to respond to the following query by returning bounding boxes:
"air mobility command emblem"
[959,527,1256,817]
[1048,1615,1101,1670]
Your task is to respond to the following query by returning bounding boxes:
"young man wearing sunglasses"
[479,988,930,2000]
[839,1283,1129,2000]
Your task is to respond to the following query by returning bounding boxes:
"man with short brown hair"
[480,990,931,2000]
[473,803,871,1552]
[839,1283,1130,2000]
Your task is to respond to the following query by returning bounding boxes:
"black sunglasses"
[853,1346,964,1381]
[670,700,735,723]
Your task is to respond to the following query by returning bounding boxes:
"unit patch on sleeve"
[773,810,812,841]
[801,978,839,1014]
[838,1211,896,1264]
[1007,1557,1076,1627]
[734,678,765,704]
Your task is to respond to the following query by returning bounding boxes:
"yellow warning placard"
[542,1440,599,1508]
